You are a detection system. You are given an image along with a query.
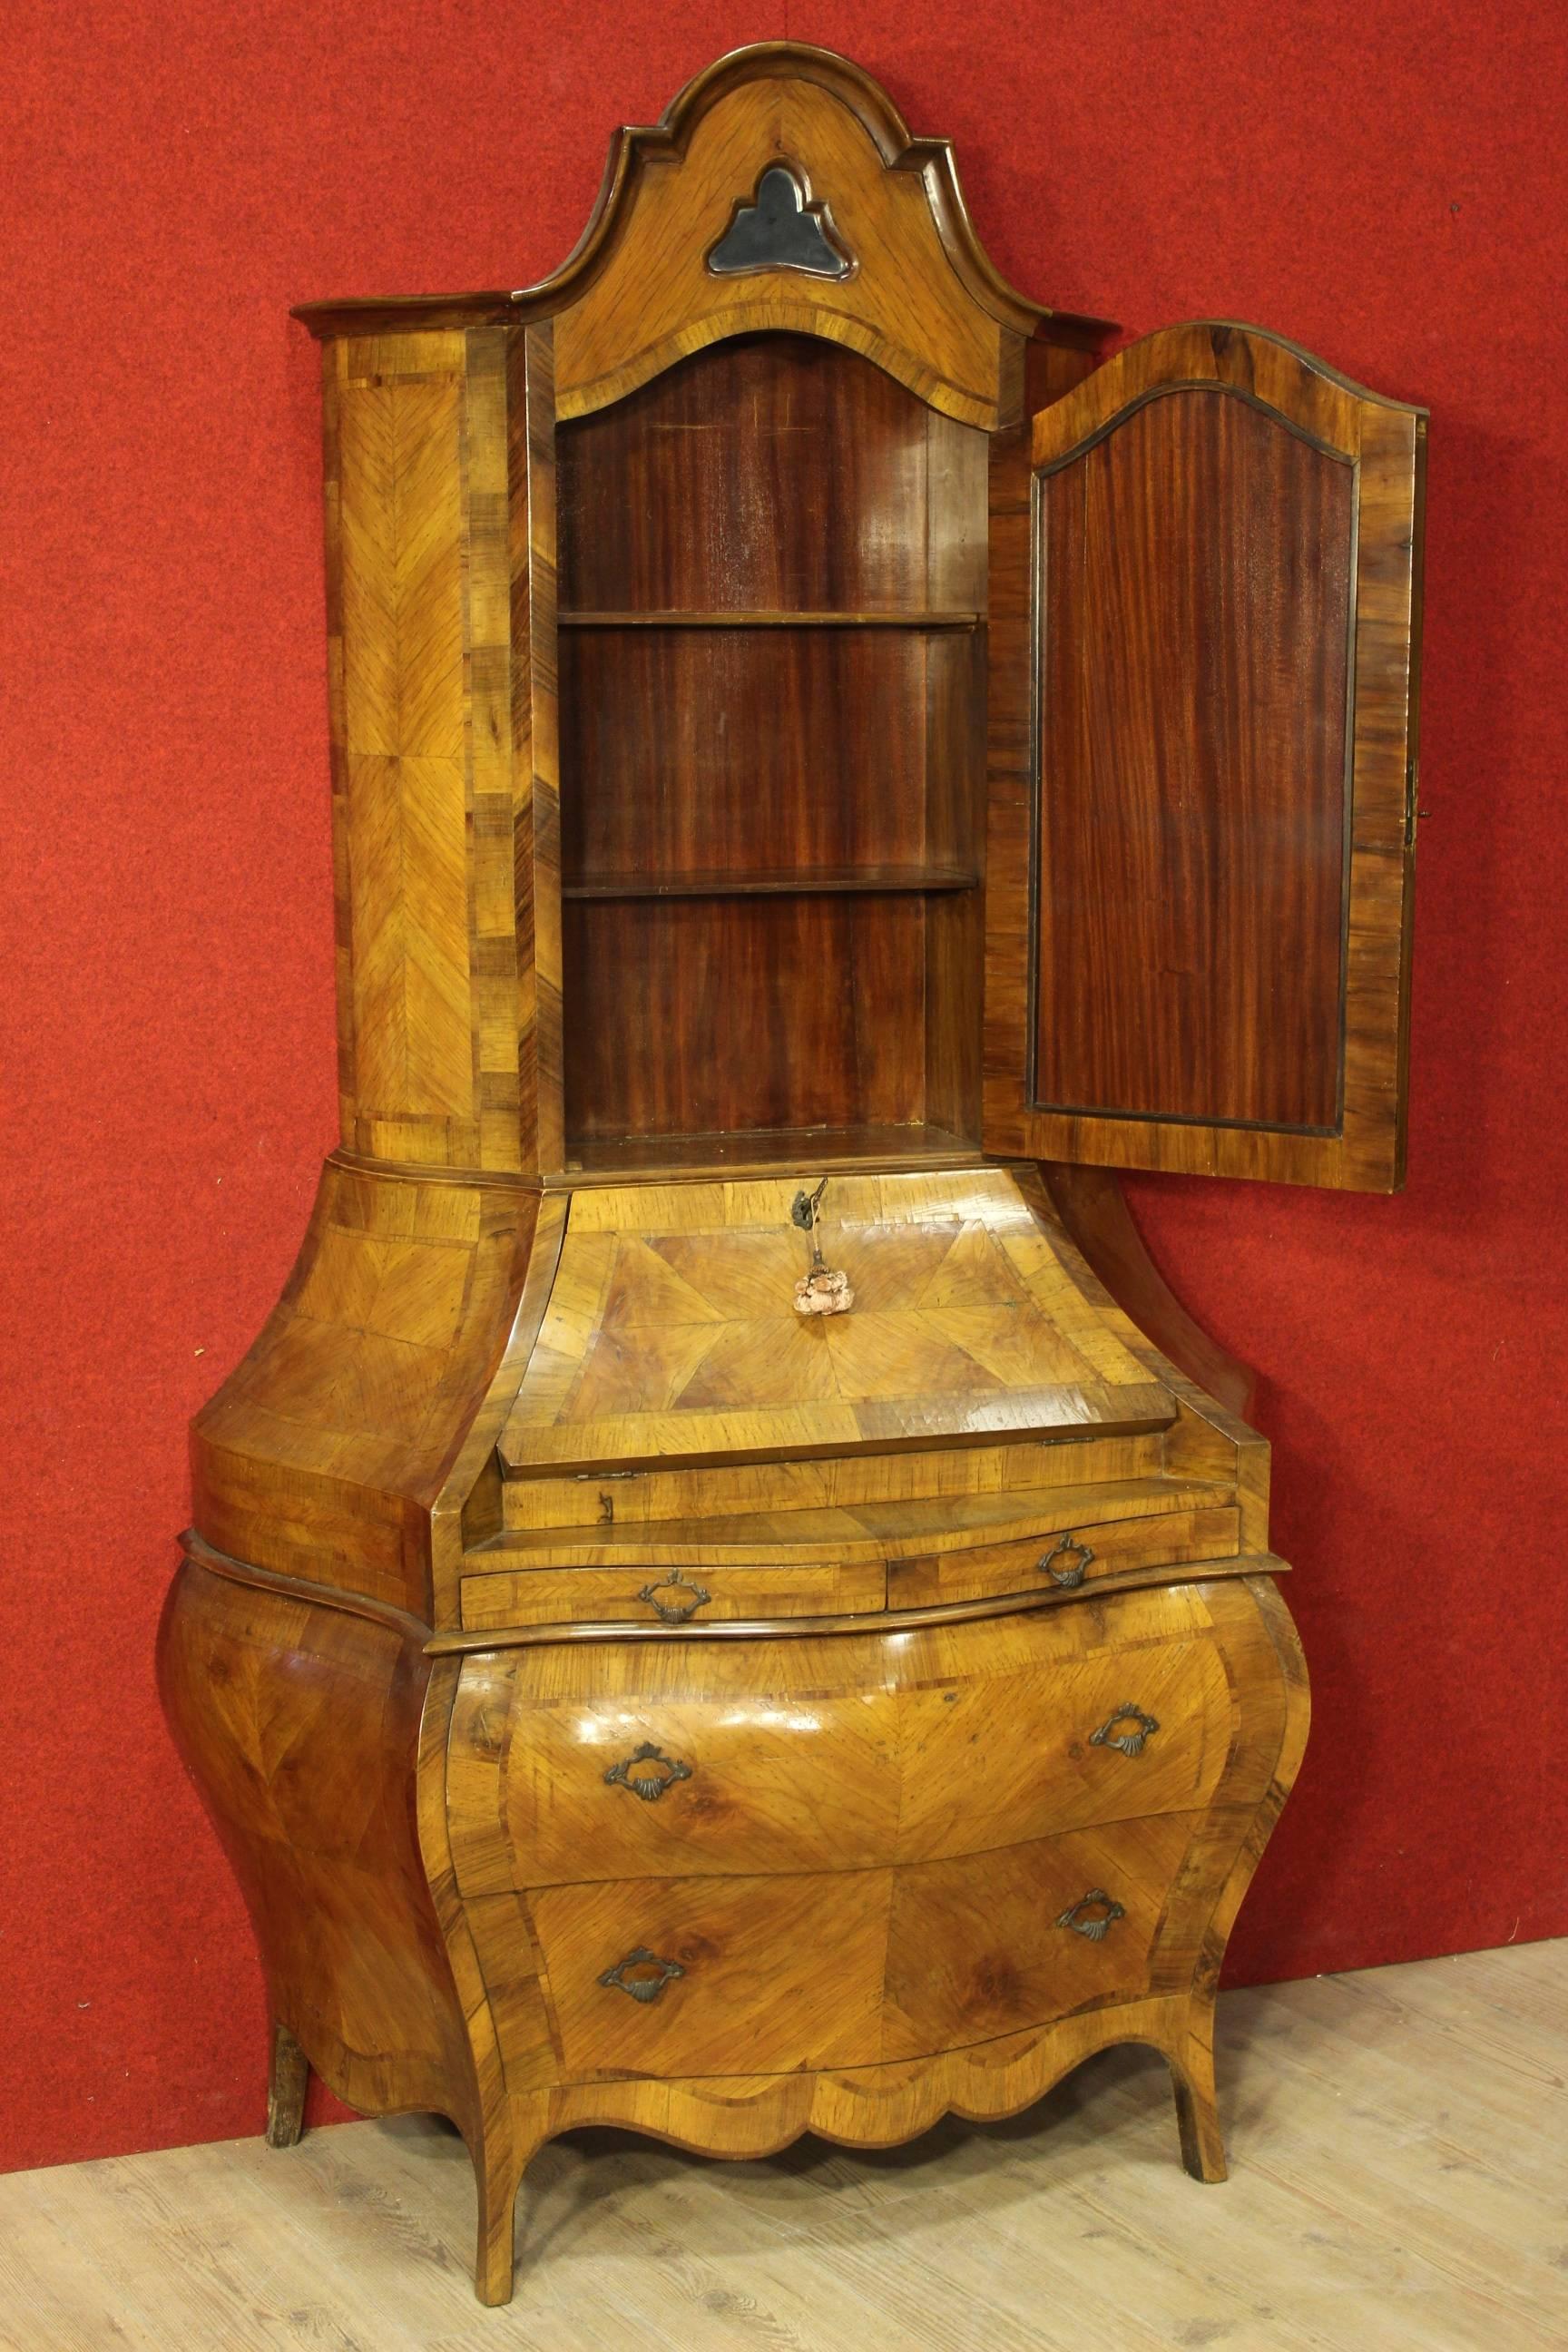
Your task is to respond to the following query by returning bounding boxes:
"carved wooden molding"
[295,44,1112,429]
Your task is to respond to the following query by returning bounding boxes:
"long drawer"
[444,1581,1280,1894]
[512,1810,1199,2082]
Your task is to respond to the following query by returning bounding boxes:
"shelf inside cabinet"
[557,609,982,629]
[558,1122,984,1184]
[561,865,980,900]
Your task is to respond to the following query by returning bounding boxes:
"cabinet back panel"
[557,333,985,613]
[564,895,928,1142]
[560,630,975,882]
[1035,389,1353,1132]
[555,329,986,1154]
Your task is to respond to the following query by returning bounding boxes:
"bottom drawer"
[521,1808,1203,2082]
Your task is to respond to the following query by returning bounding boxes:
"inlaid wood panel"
[500,1430,1172,1534]
[507,326,564,1174]
[322,327,561,1174]
[544,67,1027,428]
[494,1474,1227,1558]
[342,751,473,1124]
[498,1171,1173,1475]
[190,1162,534,1615]
[515,1808,1227,2081]
[338,367,466,761]
[157,1564,476,2134]
[336,350,472,1137]
[893,1642,1240,1860]
[447,1642,904,1890]
[984,322,1425,1191]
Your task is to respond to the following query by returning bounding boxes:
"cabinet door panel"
[984,322,1424,1191]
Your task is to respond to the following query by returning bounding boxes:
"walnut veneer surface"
[164,38,1424,2308]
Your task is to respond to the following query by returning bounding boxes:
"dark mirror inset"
[706,163,854,280]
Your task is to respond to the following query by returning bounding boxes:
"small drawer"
[459,1559,886,1632]
[887,1504,1240,1608]
[526,1868,891,2081]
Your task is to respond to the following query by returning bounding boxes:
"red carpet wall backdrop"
[3,0,1564,2171]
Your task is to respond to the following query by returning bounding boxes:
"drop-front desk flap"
[496,1170,1176,1483]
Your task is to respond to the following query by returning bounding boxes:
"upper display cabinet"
[297,40,1425,1194]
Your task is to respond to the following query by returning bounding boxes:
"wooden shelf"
[562,865,980,900]
[558,609,982,629]
[556,1122,983,1185]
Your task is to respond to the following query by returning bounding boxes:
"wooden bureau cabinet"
[159,42,1423,2303]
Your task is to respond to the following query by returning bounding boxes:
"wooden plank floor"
[3,1941,1565,2351]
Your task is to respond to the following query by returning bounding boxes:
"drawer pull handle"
[637,1570,711,1624]
[1090,1705,1161,1758]
[604,1742,693,1802]
[600,1947,685,2004]
[1039,1534,1095,1588]
[1056,1889,1126,1942]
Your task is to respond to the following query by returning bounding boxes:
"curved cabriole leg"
[1169,2004,1228,2182]
[266,2019,309,2149]
[470,2117,537,2308]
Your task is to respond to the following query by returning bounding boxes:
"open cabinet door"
[984,323,1426,1191]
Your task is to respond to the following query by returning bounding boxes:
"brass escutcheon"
[1055,1888,1126,1942]
[1089,1704,1160,1757]
[604,1742,693,1801]
[1039,1532,1095,1588]
[636,1570,712,1624]
[599,1947,685,2004]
